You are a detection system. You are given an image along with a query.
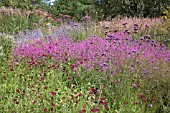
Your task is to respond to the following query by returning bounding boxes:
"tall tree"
[95,0,170,19]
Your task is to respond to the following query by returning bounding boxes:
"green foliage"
[0,14,30,33]
[0,0,42,10]
[155,7,170,48]
[0,12,41,34]
[1,0,169,21]
[0,35,13,67]
[50,0,97,20]
[95,0,170,19]
[164,7,170,19]
[0,6,58,34]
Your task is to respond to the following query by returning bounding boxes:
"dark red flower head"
[44,108,48,111]
[100,97,105,101]
[105,106,109,110]
[82,108,86,112]
[52,102,55,106]
[141,94,145,98]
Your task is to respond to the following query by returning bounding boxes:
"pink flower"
[91,108,96,112]
[141,94,145,98]
[78,93,82,97]
[95,108,99,112]
[52,102,55,106]
[76,100,80,104]
[152,98,157,102]
[102,101,108,105]
[112,81,116,84]
[44,108,48,111]
[43,70,47,73]
[137,84,141,88]
[100,97,105,101]
[105,106,109,110]
[82,108,86,112]
[91,88,96,92]
[143,100,147,102]
[89,92,93,95]
[51,91,56,95]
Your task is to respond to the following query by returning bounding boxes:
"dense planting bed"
[0,17,170,113]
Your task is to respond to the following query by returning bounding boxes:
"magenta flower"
[91,108,99,112]
[51,102,55,106]
[44,108,48,111]
[51,91,56,95]
[91,88,96,92]
[78,93,82,97]
[100,97,105,101]
[141,94,146,98]
[105,106,109,110]
[102,101,108,105]
[82,108,86,112]
[152,98,157,102]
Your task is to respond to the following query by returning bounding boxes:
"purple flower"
[114,29,118,33]
[107,33,114,38]
[154,67,158,70]
[132,84,136,87]
[123,22,127,26]
[144,35,151,39]
[145,24,149,28]
[146,90,150,92]
[140,37,144,40]
[149,104,152,108]
[12,31,170,78]
[124,29,129,33]
[134,26,138,31]
[84,15,90,20]
[103,25,109,29]
[161,44,166,48]
[96,90,100,93]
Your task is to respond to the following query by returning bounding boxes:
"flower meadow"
[0,17,170,113]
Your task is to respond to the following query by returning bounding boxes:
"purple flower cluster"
[13,32,170,73]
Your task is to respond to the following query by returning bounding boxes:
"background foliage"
[95,0,170,19]
[0,0,170,20]
[0,0,42,10]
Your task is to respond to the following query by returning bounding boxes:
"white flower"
[0,52,4,56]
[0,46,2,50]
